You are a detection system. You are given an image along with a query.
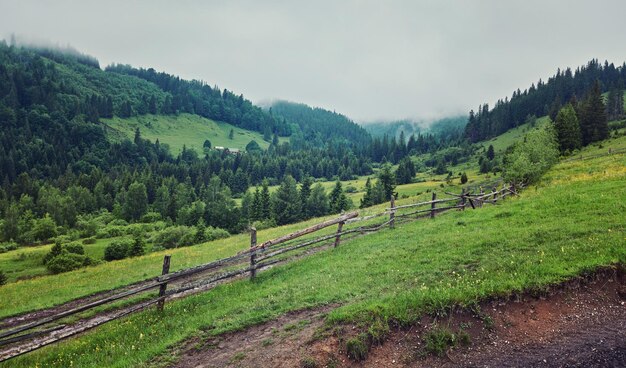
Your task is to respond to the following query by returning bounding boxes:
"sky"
[1,0,626,123]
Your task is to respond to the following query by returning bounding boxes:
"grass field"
[102,113,274,154]
[2,134,624,367]
[0,237,128,283]
[477,116,551,153]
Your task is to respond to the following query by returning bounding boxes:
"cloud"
[1,0,625,122]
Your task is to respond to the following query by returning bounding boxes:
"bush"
[76,216,98,238]
[104,238,133,261]
[152,226,195,249]
[82,237,97,245]
[46,252,92,274]
[0,242,18,253]
[252,219,277,231]
[503,126,559,184]
[129,235,145,257]
[0,270,7,286]
[108,219,129,226]
[31,214,58,242]
[140,211,162,223]
[64,242,85,255]
[205,226,230,241]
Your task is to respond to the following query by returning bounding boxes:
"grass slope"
[478,116,551,153]
[3,136,625,367]
[103,113,271,154]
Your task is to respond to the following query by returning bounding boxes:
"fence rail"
[0,183,518,362]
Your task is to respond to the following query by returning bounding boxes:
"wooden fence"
[0,184,518,361]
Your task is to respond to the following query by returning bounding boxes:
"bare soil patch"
[170,267,625,368]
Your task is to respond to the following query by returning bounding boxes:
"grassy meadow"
[2,135,624,367]
[102,113,274,154]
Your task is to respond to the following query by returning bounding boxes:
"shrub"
[346,334,369,361]
[0,270,7,286]
[252,219,277,231]
[140,211,161,223]
[108,219,129,226]
[64,242,85,255]
[46,252,92,274]
[104,238,133,261]
[205,226,230,241]
[76,216,98,238]
[152,226,195,249]
[0,242,18,253]
[503,125,559,184]
[82,237,97,245]
[129,235,145,257]
[31,214,58,242]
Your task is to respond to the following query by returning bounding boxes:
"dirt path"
[169,268,625,368]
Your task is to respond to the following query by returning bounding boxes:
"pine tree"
[307,184,329,217]
[579,80,608,145]
[299,176,312,219]
[486,145,495,160]
[228,128,234,140]
[554,104,582,152]
[272,176,301,225]
[460,172,468,184]
[360,178,373,209]
[260,180,271,220]
[194,220,207,244]
[251,187,262,221]
[329,180,349,214]
[377,164,396,201]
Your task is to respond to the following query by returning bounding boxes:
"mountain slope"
[267,100,371,148]
[103,113,271,154]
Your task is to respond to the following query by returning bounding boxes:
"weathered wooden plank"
[157,255,171,311]
[251,212,358,252]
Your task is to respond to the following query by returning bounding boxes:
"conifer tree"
[307,184,329,218]
[360,178,373,209]
[272,176,301,225]
[329,180,349,214]
[554,104,582,152]
[299,176,312,219]
[579,80,608,145]
[260,180,271,220]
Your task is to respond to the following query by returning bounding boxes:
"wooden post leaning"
[430,192,437,219]
[334,221,345,247]
[250,227,257,280]
[389,195,396,229]
[460,188,466,210]
[157,255,171,311]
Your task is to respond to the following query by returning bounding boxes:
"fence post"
[479,187,484,208]
[157,255,171,311]
[493,186,498,203]
[430,192,437,219]
[389,195,395,229]
[460,188,466,210]
[334,221,345,247]
[250,227,257,280]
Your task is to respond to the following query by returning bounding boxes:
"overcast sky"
[2,1,626,122]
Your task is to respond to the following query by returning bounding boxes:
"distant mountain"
[266,100,371,149]
[362,116,467,140]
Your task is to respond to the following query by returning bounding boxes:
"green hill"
[3,134,624,367]
[103,113,271,154]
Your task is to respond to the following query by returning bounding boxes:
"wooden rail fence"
[0,184,519,362]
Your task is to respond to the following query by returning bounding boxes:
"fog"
[2,0,626,122]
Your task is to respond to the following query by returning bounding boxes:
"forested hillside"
[465,59,626,142]
[267,100,371,149]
